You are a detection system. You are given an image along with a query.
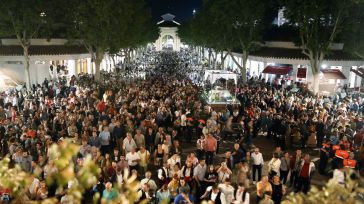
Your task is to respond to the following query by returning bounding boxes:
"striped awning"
[321,69,346,79]
[350,67,364,78]
[262,64,293,75]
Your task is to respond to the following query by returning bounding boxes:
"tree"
[178,0,222,68]
[219,0,266,82]
[283,170,363,204]
[108,0,159,66]
[0,140,143,203]
[70,0,127,81]
[0,0,50,89]
[342,0,364,59]
[282,0,358,94]
[179,0,267,81]
[68,0,156,81]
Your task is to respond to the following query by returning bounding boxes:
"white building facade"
[154,13,182,52]
[0,39,119,86]
[204,41,364,92]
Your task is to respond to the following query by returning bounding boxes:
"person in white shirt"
[115,168,124,186]
[217,162,233,183]
[158,162,170,185]
[167,154,181,170]
[218,178,235,204]
[268,153,282,178]
[125,148,140,171]
[251,148,264,184]
[234,183,250,204]
[123,133,137,154]
[12,95,18,107]
[140,171,158,192]
[196,135,206,159]
[180,112,187,127]
[332,164,345,187]
[136,183,152,202]
[28,176,40,200]
[169,164,182,178]
[202,184,227,204]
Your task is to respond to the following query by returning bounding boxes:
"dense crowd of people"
[0,52,363,204]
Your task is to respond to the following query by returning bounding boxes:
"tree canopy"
[0,0,58,88]
[65,0,158,80]
[282,0,360,93]
[341,0,364,59]
[178,0,269,81]
[0,0,159,83]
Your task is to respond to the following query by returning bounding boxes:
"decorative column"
[67,59,76,77]
[263,62,268,81]
[29,61,38,85]
[291,64,299,83]
[86,58,92,74]
[341,65,351,86]
[306,65,313,89]
[249,59,252,77]
[356,74,362,90]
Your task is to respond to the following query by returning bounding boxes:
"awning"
[321,69,346,79]
[359,67,364,73]
[351,67,364,78]
[297,68,307,78]
[262,65,293,75]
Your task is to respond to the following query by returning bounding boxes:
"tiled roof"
[158,20,180,27]
[0,45,88,56]
[250,47,361,61]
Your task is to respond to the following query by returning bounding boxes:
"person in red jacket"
[96,100,106,113]
[296,154,315,194]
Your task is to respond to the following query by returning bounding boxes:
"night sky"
[146,0,203,22]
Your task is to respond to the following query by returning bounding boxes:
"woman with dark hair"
[204,165,218,187]
[145,127,155,153]
[154,144,166,167]
[177,179,190,195]
[279,152,290,184]
[270,175,286,204]
[233,183,250,204]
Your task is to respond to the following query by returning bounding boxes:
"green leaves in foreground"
[283,170,364,204]
[0,139,143,204]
